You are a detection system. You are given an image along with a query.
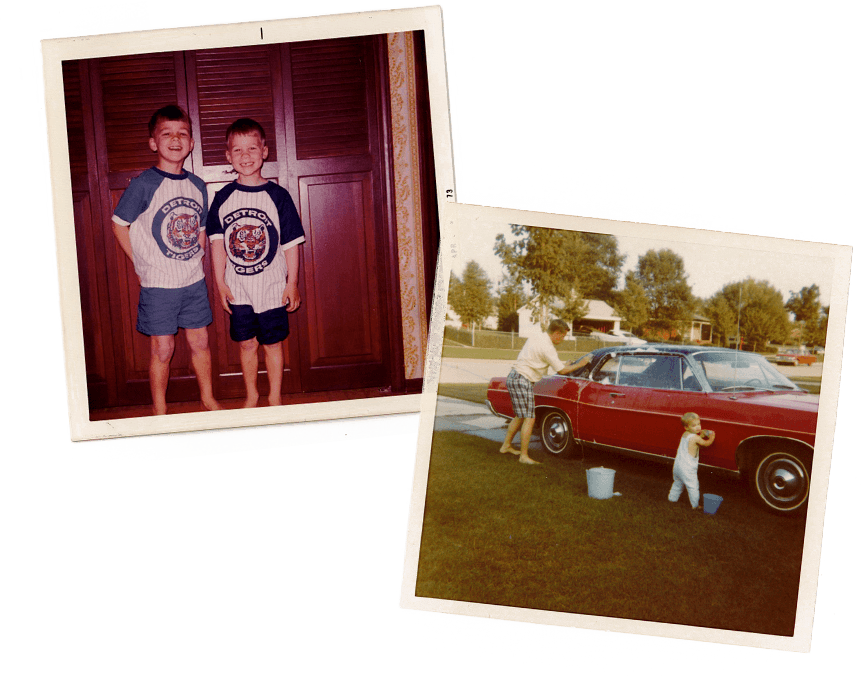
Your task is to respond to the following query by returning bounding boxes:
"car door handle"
[609,392,626,398]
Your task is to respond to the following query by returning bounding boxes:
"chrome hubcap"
[760,455,808,506]
[543,415,569,452]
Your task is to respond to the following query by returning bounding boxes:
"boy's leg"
[518,418,540,464]
[668,478,683,502]
[184,326,221,411]
[238,338,261,408]
[149,334,176,415]
[500,418,523,455]
[262,342,284,406]
[685,474,701,509]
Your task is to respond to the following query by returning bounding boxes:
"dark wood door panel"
[298,172,389,391]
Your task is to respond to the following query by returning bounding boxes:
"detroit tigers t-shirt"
[206,181,306,313]
[112,167,209,289]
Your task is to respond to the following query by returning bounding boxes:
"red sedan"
[486,344,817,514]
[775,348,817,366]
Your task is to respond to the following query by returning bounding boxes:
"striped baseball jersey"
[206,181,306,313]
[111,167,209,289]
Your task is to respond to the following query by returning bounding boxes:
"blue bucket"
[703,494,723,514]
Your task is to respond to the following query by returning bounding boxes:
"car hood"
[722,391,819,412]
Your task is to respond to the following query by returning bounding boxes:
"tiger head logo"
[166,212,200,250]
[229,224,266,263]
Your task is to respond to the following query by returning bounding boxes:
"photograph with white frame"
[400,200,852,653]
[43,6,453,440]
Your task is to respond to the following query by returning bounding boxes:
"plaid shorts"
[506,369,535,418]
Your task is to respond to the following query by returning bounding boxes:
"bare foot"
[519,454,541,465]
[243,393,259,409]
[268,395,282,406]
[499,446,520,455]
[202,397,223,411]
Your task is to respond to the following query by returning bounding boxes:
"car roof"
[592,343,755,356]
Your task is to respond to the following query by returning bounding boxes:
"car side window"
[592,356,620,384]
[611,355,686,390]
[682,360,703,391]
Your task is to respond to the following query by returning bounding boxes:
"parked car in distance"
[590,329,647,345]
[774,347,817,366]
[486,344,817,514]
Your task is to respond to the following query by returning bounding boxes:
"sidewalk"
[433,395,545,447]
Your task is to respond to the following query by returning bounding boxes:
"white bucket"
[586,467,616,500]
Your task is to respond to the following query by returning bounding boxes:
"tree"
[610,272,651,333]
[496,274,527,332]
[786,284,822,323]
[804,305,829,347]
[631,249,695,336]
[448,261,494,329]
[494,225,624,326]
[550,284,589,325]
[703,294,737,347]
[707,278,790,350]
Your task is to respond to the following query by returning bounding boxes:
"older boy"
[499,319,593,464]
[111,105,220,415]
[206,118,306,407]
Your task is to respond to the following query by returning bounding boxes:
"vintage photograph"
[43,7,452,439]
[403,202,851,651]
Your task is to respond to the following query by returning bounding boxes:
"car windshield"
[691,351,802,392]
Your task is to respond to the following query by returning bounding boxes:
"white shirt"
[512,332,566,383]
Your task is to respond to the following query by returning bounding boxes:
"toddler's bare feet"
[518,454,541,465]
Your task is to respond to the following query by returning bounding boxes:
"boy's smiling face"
[226,131,268,185]
[149,119,194,172]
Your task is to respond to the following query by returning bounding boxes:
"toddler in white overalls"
[668,412,716,510]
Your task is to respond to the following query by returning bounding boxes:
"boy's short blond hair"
[681,412,699,427]
[226,118,267,147]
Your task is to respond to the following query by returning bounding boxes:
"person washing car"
[499,319,594,464]
[668,412,716,510]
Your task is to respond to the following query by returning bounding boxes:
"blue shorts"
[137,279,213,336]
[229,304,289,345]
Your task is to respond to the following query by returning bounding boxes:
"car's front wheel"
[539,409,577,458]
[749,447,811,514]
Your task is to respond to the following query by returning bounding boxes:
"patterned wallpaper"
[387,32,429,381]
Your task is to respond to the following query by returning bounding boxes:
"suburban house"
[643,313,713,344]
[517,299,621,339]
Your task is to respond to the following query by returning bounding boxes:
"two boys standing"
[112,105,304,414]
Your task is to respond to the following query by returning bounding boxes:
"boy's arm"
[209,239,233,313]
[111,221,139,282]
[695,430,716,447]
[282,245,301,312]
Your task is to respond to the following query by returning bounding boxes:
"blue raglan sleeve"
[206,186,230,240]
[268,184,306,249]
[188,173,209,227]
[112,169,159,225]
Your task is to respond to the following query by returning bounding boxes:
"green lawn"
[415,431,807,636]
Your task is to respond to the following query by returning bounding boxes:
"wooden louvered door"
[282,37,394,392]
[64,35,401,411]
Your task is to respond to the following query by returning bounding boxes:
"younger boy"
[668,412,716,510]
[111,105,220,415]
[206,118,306,407]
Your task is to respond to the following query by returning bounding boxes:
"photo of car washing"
[403,204,849,649]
